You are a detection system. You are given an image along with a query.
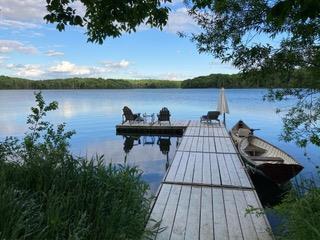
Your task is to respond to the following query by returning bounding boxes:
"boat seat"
[244,145,266,156]
[251,156,284,163]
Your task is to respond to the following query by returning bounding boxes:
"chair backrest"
[158,107,170,121]
[122,106,134,121]
[207,111,220,120]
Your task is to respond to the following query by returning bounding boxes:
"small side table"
[143,113,155,124]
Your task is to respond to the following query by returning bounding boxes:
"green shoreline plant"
[273,179,320,240]
[0,92,153,240]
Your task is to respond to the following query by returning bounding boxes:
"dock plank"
[166,151,183,182]
[202,153,212,185]
[185,187,201,240]
[170,186,191,240]
[183,152,196,183]
[210,153,221,185]
[174,152,189,182]
[156,185,182,240]
[224,189,244,240]
[212,188,228,240]
[244,191,273,239]
[233,190,258,239]
[147,184,172,239]
[200,187,214,240]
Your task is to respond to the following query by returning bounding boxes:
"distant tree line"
[0,70,318,90]
[0,76,181,89]
[181,69,319,89]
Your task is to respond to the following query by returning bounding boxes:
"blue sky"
[0,0,238,80]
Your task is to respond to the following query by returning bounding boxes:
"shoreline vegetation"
[0,70,318,90]
[0,93,154,239]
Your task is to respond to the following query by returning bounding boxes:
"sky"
[0,0,238,80]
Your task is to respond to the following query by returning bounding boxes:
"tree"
[185,0,320,147]
[44,0,171,44]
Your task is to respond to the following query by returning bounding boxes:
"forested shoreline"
[0,70,318,89]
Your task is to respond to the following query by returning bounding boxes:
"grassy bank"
[0,93,153,239]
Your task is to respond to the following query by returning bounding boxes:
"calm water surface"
[0,89,319,196]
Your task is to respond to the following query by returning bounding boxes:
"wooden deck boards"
[149,185,272,240]
[164,152,251,188]
[144,121,273,240]
[177,136,237,154]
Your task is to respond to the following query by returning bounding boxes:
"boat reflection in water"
[250,171,292,207]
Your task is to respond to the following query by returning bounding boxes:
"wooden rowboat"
[238,136,303,184]
[230,120,253,145]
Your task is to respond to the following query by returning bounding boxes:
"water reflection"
[123,135,141,163]
[250,171,292,207]
[0,89,318,189]
[122,134,174,172]
[157,137,171,170]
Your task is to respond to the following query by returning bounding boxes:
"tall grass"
[273,178,320,240]
[0,92,152,239]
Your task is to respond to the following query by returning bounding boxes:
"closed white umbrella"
[217,88,229,124]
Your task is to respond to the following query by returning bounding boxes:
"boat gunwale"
[239,135,302,167]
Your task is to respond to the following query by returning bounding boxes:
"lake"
[0,89,319,196]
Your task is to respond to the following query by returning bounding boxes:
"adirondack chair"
[200,111,220,124]
[122,106,142,123]
[157,107,171,125]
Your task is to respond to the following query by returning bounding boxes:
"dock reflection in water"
[122,134,176,172]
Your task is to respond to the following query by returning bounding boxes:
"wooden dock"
[116,120,273,239]
[116,120,190,135]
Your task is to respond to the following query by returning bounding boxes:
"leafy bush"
[0,92,152,240]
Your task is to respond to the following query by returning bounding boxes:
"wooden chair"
[157,107,171,125]
[122,106,142,123]
[200,111,220,124]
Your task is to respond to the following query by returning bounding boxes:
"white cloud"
[45,50,64,57]
[2,59,199,80]
[7,64,45,77]
[0,20,39,29]
[0,0,85,30]
[0,40,38,54]
[49,61,91,75]
[0,55,8,63]
[125,71,194,80]
[0,0,46,23]
[103,59,130,69]
[165,7,198,33]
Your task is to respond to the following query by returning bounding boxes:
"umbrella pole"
[223,113,226,125]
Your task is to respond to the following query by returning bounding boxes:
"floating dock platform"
[116,120,273,240]
[116,120,190,135]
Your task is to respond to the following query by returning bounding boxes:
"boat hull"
[257,163,303,184]
[247,162,303,184]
